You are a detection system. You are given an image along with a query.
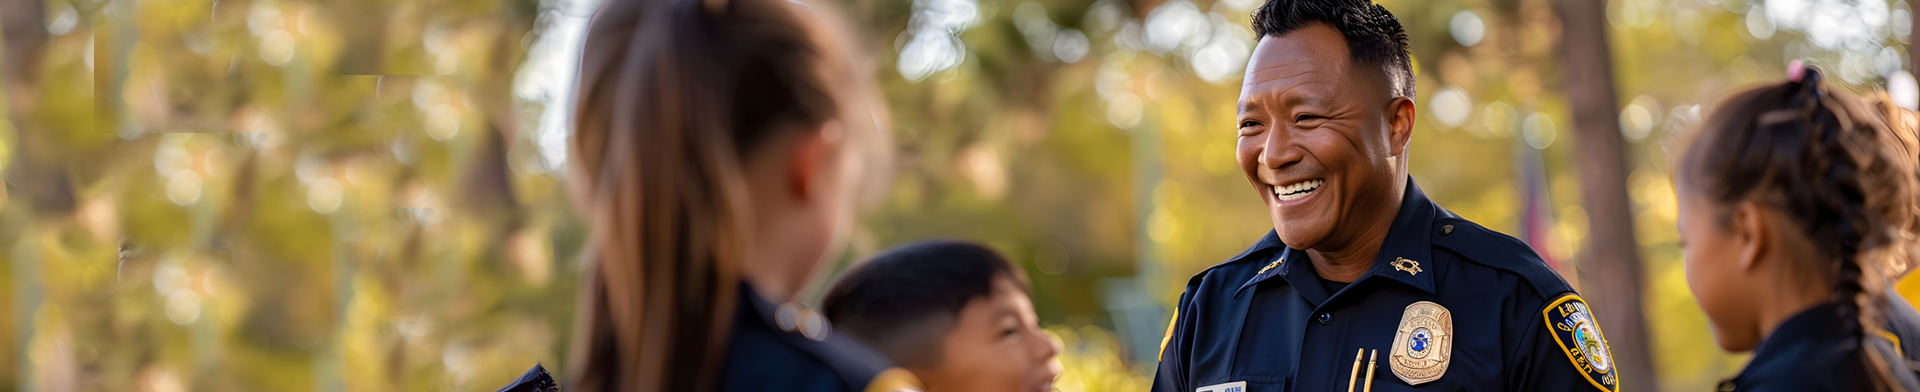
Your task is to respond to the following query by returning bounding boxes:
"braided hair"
[1680,66,1920,391]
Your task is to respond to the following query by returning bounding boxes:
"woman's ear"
[783,121,842,204]
[1731,201,1769,272]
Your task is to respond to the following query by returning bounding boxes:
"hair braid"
[1794,71,1898,391]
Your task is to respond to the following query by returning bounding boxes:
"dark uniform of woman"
[715,283,921,392]
[497,283,920,392]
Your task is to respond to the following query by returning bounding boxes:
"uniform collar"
[1738,303,1849,376]
[740,282,781,330]
[1235,179,1439,299]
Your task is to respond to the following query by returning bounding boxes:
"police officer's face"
[1236,24,1412,249]
[917,278,1062,392]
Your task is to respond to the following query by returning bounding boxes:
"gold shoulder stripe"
[1873,328,1904,357]
[863,367,925,392]
[1159,309,1178,360]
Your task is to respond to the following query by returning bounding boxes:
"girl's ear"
[1731,201,1769,272]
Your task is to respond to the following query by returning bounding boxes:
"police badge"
[1389,301,1452,385]
[1542,294,1619,392]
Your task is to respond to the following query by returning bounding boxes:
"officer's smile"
[1272,178,1324,202]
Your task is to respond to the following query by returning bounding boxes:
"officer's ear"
[1386,96,1415,158]
[1729,201,1769,272]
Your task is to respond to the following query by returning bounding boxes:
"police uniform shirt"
[720,282,923,392]
[494,282,923,392]
[1716,296,1920,391]
[1153,180,1620,392]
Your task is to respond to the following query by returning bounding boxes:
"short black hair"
[821,240,1032,368]
[1251,0,1414,99]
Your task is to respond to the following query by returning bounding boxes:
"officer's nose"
[1257,128,1303,172]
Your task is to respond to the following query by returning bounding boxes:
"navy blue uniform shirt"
[719,283,922,392]
[1718,297,1920,391]
[1153,180,1619,392]
[498,283,922,392]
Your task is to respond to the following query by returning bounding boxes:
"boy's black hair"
[821,240,1032,368]
[1251,0,1415,99]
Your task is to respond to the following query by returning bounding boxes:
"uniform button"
[1316,312,1332,325]
[1440,224,1455,236]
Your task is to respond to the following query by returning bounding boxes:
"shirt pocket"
[1353,376,1472,392]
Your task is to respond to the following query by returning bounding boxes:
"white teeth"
[1272,179,1324,201]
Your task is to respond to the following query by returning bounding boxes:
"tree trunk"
[1550,0,1655,390]
[1,0,74,214]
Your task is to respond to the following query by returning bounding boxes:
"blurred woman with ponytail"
[500,0,917,390]
[1676,62,1920,391]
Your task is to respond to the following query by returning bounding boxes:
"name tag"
[1197,381,1246,392]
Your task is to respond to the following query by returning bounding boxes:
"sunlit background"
[0,0,1915,390]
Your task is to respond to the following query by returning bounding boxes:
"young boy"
[822,240,1063,392]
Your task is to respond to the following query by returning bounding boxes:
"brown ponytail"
[1681,67,1920,391]
[562,0,875,390]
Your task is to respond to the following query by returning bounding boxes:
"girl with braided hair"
[498,0,919,390]
[1677,62,1920,391]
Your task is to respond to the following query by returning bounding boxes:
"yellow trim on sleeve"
[1873,329,1904,357]
[863,367,925,392]
[1159,309,1179,360]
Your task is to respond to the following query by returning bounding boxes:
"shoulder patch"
[1541,294,1620,392]
[1431,217,1572,298]
[862,367,925,392]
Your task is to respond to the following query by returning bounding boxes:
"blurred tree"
[1551,0,1654,390]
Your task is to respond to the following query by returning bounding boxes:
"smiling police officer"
[1150,1,1619,391]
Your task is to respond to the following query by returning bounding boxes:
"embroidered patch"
[1542,294,1619,392]
[1388,301,1451,385]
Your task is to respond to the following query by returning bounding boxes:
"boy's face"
[916,278,1062,392]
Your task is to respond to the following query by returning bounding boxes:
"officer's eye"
[1239,119,1261,129]
[1294,113,1324,122]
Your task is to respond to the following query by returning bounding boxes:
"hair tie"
[1785,60,1825,116]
